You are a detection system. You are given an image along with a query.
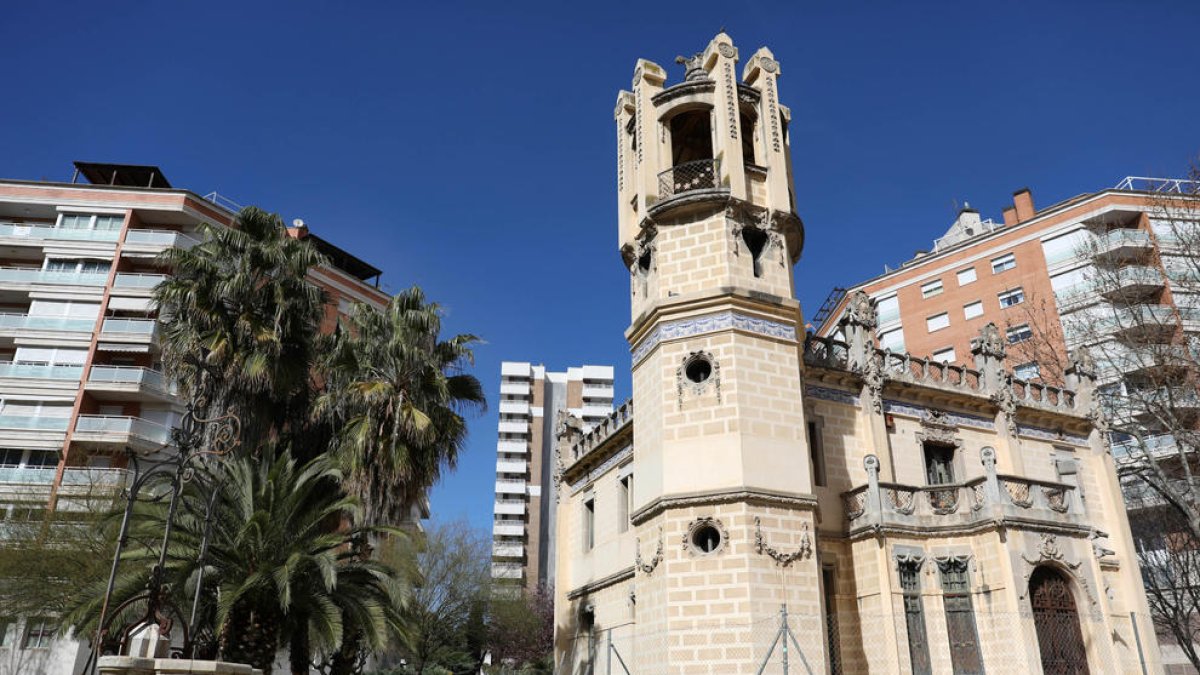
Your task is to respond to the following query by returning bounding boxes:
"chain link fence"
[558,608,1155,674]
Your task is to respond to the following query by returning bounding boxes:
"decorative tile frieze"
[804,385,859,405]
[883,400,995,431]
[1018,424,1089,446]
[631,310,796,364]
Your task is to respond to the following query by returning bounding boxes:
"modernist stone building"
[552,34,1160,674]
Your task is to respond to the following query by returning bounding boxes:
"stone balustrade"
[842,449,1084,536]
[98,656,262,675]
[570,398,633,462]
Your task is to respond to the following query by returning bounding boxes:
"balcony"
[1093,304,1178,339]
[492,543,525,558]
[1093,228,1153,261]
[112,273,168,295]
[1094,342,1190,377]
[122,229,200,253]
[0,268,108,288]
[491,563,523,580]
[582,384,614,399]
[498,400,530,415]
[496,440,527,455]
[843,454,1081,536]
[99,318,159,343]
[494,499,527,516]
[85,366,177,401]
[1097,266,1164,300]
[73,415,172,451]
[0,222,121,244]
[0,363,83,381]
[0,415,70,432]
[0,465,127,491]
[497,421,528,435]
[496,459,528,474]
[658,159,721,200]
[492,522,525,537]
[0,313,95,335]
[495,479,526,495]
[499,382,529,395]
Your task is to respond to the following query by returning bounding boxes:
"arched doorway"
[1029,566,1089,674]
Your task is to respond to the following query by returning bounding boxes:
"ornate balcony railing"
[842,451,1082,535]
[658,159,720,200]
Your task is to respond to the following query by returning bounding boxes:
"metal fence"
[558,608,1154,674]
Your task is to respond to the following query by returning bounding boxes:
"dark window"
[924,444,955,485]
[740,112,757,164]
[583,498,595,551]
[741,227,770,278]
[669,110,714,165]
[900,561,932,675]
[808,421,827,487]
[822,566,842,673]
[939,559,984,674]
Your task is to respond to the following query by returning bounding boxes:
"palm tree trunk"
[289,618,310,675]
[328,628,363,675]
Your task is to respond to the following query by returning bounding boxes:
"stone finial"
[552,411,586,503]
[844,290,877,331]
[1066,348,1097,379]
[675,52,709,81]
[972,322,1006,360]
[1065,348,1097,411]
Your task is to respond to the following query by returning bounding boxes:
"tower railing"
[658,159,720,199]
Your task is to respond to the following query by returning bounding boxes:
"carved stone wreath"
[682,516,729,557]
[635,528,664,575]
[753,516,812,567]
[717,43,736,59]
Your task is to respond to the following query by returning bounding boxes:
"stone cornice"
[630,487,818,526]
[651,79,716,106]
[627,289,801,353]
[567,566,635,600]
[845,518,1093,542]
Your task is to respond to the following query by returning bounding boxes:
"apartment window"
[807,420,827,487]
[617,473,632,533]
[1014,362,1041,380]
[22,617,54,649]
[899,561,932,675]
[921,279,944,298]
[583,498,595,551]
[956,267,977,286]
[963,301,983,320]
[991,253,1016,274]
[879,327,905,353]
[1006,324,1033,344]
[998,287,1025,308]
[932,347,956,364]
[926,312,950,332]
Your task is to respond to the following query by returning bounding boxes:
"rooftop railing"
[1114,176,1200,194]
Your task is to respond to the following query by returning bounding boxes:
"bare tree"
[1130,501,1200,669]
[1001,287,1072,386]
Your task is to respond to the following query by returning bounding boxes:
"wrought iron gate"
[1030,567,1090,675]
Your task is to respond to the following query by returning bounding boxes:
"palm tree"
[315,287,485,528]
[63,452,412,675]
[154,207,327,449]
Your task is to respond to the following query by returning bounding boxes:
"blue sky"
[3,1,1198,534]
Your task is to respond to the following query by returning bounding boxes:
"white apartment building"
[492,361,613,589]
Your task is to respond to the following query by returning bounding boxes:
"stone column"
[741,47,790,213]
[631,59,666,215]
[972,323,1023,474]
[703,32,746,199]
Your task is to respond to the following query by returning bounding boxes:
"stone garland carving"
[722,61,738,140]
[635,528,664,575]
[677,351,721,409]
[895,552,927,571]
[861,350,885,415]
[764,76,781,152]
[753,516,812,567]
[682,516,729,556]
[992,383,1019,438]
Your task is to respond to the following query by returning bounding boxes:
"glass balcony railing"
[0,222,121,242]
[0,363,83,380]
[0,268,109,286]
[0,465,127,487]
[87,366,175,393]
[74,415,172,445]
[113,273,168,290]
[0,313,95,332]
[100,318,158,336]
[1094,229,1152,256]
[125,230,200,249]
[0,415,70,431]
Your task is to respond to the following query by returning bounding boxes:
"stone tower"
[614,32,822,671]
